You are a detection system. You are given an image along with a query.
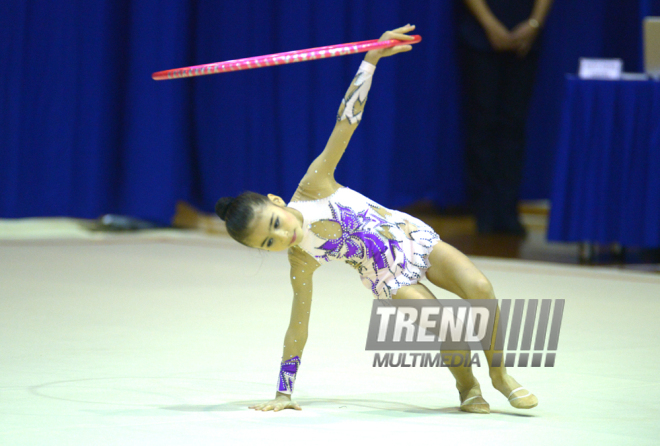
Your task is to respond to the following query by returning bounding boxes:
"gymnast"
[215,25,537,414]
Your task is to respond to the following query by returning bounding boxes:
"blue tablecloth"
[548,76,660,248]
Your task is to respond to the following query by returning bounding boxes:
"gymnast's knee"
[466,276,494,300]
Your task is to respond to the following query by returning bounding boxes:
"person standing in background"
[458,0,553,235]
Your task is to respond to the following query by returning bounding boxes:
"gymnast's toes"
[507,387,538,409]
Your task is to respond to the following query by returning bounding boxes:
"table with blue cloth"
[548,76,660,260]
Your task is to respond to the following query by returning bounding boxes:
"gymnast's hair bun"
[215,197,234,221]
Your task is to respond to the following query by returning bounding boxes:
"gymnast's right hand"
[249,394,302,412]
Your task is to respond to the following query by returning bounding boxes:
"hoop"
[152,35,421,81]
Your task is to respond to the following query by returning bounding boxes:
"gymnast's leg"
[424,240,538,409]
[393,283,490,414]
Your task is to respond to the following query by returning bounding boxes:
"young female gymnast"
[215,25,538,414]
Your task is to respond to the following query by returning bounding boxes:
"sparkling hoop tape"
[152,35,421,80]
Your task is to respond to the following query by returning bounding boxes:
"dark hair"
[215,191,270,245]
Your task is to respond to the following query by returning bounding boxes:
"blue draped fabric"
[548,77,660,248]
[1,1,659,224]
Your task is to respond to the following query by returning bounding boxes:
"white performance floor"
[1,225,659,446]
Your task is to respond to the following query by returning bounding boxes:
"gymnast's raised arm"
[302,25,416,186]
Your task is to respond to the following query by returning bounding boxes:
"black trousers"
[459,47,539,231]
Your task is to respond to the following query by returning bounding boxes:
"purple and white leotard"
[288,187,440,299]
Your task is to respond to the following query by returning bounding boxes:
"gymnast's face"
[244,195,304,251]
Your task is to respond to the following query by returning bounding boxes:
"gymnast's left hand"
[364,24,416,64]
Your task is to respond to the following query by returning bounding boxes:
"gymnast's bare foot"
[491,374,538,409]
[458,381,490,414]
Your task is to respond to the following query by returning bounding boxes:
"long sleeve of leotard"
[276,59,376,395]
[274,247,319,395]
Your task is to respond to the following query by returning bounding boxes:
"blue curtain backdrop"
[1,0,659,224]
